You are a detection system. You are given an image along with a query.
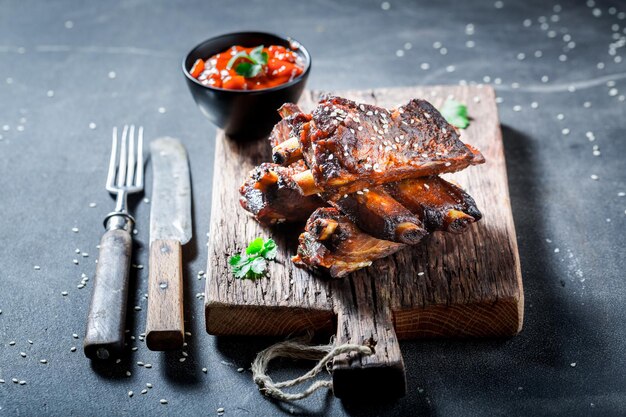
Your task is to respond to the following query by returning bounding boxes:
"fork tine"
[135,126,144,188]
[117,125,128,187]
[106,127,118,190]
[126,125,136,186]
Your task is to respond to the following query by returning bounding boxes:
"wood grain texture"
[146,239,185,350]
[205,85,523,396]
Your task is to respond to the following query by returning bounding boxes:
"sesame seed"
[12,378,18,383]
[40,359,48,364]
[70,347,76,352]
[147,383,153,388]
[128,391,134,397]
[141,389,148,394]
[65,20,74,29]
[126,371,131,377]
[202,368,208,373]
[47,90,55,97]
[72,333,78,339]
[134,306,142,311]
[562,128,570,135]
[554,248,560,253]
[590,174,599,180]
[72,227,79,233]
[160,399,168,404]
[144,363,152,368]
[179,357,186,362]
[19,380,26,385]
[34,265,41,270]
[20,352,26,357]
[158,107,166,114]
[380,1,390,10]
[570,362,577,367]
[237,367,244,372]
[217,408,225,413]
[0,379,4,383]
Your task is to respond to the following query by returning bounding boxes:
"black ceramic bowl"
[183,32,311,139]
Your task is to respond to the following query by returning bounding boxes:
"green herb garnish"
[228,237,277,280]
[226,45,269,78]
[440,99,470,129]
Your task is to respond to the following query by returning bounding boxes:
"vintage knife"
[145,137,192,351]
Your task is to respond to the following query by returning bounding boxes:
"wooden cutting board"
[205,85,523,398]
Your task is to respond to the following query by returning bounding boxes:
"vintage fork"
[84,125,144,360]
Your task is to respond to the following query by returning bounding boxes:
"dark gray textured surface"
[1,0,625,415]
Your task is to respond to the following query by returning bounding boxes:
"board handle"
[146,239,185,350]
[332,278,406,399]
[84,226,132,360]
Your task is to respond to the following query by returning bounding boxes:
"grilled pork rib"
[239,162,324,225]
[292,207,406,278]
[240,95,485,277]
[385,176,482,234]
[280,96,484,197]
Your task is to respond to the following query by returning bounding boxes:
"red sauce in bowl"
[190,45,304,91]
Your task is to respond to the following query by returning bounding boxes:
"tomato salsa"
[189,45,304,90]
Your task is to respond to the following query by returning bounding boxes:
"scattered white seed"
[561,128,570,135]
[61,291,68,296]
[40,359,48,364]
[590,174,599,180]
[126,371,131,377]
[420,62,430,70]
[494,1,504,9]
[160,399,168,405]
[144,363,152,368]
[34,265,41,270]
[20,352,26,357]
[88,122,97,130]
[134,306,142,311]
[70,346,76,352]
[64,20,74,29]
[554,248,560,253]
[570,362,577,367]
[72,227,79,233]
[141,389,148,394]
[179,358,186,363]
[158,107,166,114]
[237,367,244,373]
[128,391,134,397]
[19,380,26,385]
[146,383,153,388]
[217,408,225,413]
[108,71,116,79]
[202,368,208,373]
[47,90,55,97]
[395,49,404,57]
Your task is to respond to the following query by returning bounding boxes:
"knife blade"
[145,137,192,351]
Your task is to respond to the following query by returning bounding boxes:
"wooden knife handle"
[146,239,184,350]
[84,227,132,360]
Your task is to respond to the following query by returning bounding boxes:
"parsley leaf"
[235,62,263,78]
[246,237,264,255]
[249,45,269,65]
[228,237,277,280]
[441,99,470,129]
[226,46,267,78]
[226,51,252,70]
[261,239,277,260]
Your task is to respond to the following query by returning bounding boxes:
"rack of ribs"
[239,95,484,277]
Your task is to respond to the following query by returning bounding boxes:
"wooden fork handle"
[84,223,132,360]
[145,239,185,351]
